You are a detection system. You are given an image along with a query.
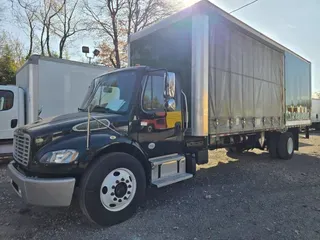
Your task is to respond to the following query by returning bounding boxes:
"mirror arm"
[164,70,169,97]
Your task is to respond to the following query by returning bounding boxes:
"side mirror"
[165,72,176,98]
[167,98,176,112]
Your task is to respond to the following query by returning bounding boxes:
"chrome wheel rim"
[100,168,137,212]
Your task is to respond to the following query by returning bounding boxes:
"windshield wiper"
[78,108,87,112]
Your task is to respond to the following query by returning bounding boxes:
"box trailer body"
[0,55,112,159]
[7,0,312,226]
[129,1,311,138]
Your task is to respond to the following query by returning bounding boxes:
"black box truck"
[7,0,311,226]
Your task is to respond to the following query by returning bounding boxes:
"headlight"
[39,150,79,164]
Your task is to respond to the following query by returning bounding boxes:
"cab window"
[0,90,14,111]
[142,75,165,112]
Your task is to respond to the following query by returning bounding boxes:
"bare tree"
[85,0,175,68]
[98,39,127,67]
[84,0,126,68]
[53,0,88,58]
[10,0,38,59]
[126,0,174,40]
[10,0,77,59]
[36,0,65,56]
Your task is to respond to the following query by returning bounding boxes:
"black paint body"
[14,66,185,181]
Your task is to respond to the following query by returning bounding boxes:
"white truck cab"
[0,85,25,140]
[0,85,25,161]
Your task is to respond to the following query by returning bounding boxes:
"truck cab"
[7,66,192,226]
[0,85,24,161]
[0,85,25,139]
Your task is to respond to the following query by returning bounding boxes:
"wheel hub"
[100,168,137,212]
[115,182,127,198]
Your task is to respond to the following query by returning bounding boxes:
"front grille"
[13,132,31,166]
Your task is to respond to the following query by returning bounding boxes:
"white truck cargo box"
[16,55,112,124]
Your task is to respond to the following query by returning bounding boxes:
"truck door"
[135,71,183,158]
[0,86,22,140]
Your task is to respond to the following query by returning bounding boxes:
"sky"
[1,0,319,92]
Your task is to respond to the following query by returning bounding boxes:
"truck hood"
[19,111,128,137]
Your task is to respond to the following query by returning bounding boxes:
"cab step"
[152,173,193,188]
[149,153,185,166]
[149,153,193,188]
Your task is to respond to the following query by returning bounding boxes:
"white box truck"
[7,0,311,226]
[0,55,112,161]
[311,98,320,129]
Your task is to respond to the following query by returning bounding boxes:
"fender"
[27,131,150,178]
[88,133,150,181]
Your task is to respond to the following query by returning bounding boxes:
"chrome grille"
[13,132,31,166]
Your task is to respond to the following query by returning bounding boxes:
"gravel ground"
[1,133,320,240]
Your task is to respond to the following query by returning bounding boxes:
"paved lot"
[1,133,320,240]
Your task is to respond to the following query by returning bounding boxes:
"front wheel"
[79,152,146,226]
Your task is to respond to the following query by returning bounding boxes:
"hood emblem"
[110,136,116,140]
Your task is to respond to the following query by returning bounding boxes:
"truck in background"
[0,55,112,161]
[311,98,320,129]
[7,0,311,226]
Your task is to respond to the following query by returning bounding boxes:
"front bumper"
[7,162,75,207]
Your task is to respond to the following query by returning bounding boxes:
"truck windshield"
[80,70,137,114]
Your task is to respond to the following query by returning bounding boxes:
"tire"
[268,137,278,158]
[267,132,280,158]
[277,132,294,160]
[79,152,146,226]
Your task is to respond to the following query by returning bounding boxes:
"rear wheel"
[226,145,244,154]
[267,132,280,158]
[277,132,294,160]
[79,152,146,226]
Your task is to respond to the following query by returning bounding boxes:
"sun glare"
[182,0,200,7]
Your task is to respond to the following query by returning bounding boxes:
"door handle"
[11,119,18,128]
